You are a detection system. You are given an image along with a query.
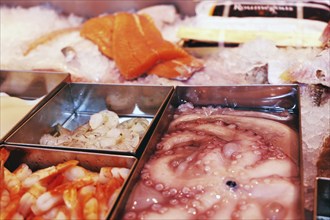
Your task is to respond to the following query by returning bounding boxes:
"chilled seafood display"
[0,148,130,219]
[1,0,329,216]
[124,104,302,219]
[40,110,149,152]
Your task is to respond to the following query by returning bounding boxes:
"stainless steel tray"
[1,144,137,219]
[112,85,304,219]
[5,83,173,156]
[314,177,330,220]
[0,70,70,142]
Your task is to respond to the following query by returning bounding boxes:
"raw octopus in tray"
[124,104,302,219]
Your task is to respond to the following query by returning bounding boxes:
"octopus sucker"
[125,104,301,219]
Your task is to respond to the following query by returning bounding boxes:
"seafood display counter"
[4,83,174,157]
[0,145,137,219]
[1,0,329,219]
[112,85,304,219]
[0,70,69,142]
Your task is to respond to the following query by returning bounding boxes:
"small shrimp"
[63,165,98,182]
[0,197,20,220]
[118,118,149,137]
[96,167,125,219]
[40,205,70,220]
[23,160,79,188]
[76,185,97,218]
[40,205,60,220]
[0,189,10,209]
[89,110,119,130]
[32,174,95,216]
[31,191,62,215]
[101,128,123,147]
[63,187,80,219]
[103,128,140,151]
[83,197,98,220]
[78,185,96,204]
[54,206,70,220]
[110,167,130,180]
[4,168,21,195]
[13,163,32,182]
[9,212,24,220]
[18,183,47,217]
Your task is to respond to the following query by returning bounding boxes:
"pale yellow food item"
[0,94,38,139]
[178,27,323,47]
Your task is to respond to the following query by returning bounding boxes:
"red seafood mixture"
[124,104,302,219]
[0,148,129,220]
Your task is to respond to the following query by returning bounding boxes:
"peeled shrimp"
[40,110,150,152]
[89,110,119,130]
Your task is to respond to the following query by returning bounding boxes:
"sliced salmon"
[147,56,204,80]
[138,14,188,60]
[112,12,158,79]
[80,15,115,59]
[80,12,204,80]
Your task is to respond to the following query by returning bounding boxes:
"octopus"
[124,104,302,219]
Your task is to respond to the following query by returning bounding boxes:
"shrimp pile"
[0,148,130,220]
[40,110,149,152]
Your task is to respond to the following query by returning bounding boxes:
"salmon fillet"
[81,12,204,80]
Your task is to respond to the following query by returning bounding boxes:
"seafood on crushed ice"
[80,12,204,80]
[1,3,330,214]
[40,110,149,152]
[0,148,130,220]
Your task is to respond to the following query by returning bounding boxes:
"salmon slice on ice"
[80,15,115,59]
[148,56,204,80]
[138,14,188,60]
[112,12,158,80]
[80,12,204,80]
